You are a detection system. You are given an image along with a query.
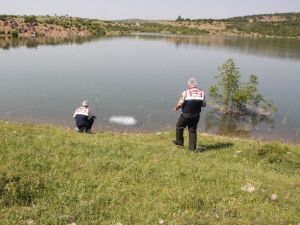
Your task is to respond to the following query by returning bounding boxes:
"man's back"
[181,87,205,114]
[73,106,90,126]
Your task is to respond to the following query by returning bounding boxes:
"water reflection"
[133,33,300,60]
[203,110,275,137]
[0,34,299,143]
[0,36,100,50]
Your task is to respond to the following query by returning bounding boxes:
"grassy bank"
[0,121,299,224]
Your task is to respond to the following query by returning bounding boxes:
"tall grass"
[0,121,299,224]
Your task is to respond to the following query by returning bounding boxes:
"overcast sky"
[1,0,300,20]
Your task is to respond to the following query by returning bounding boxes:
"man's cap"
[188,77,198,86]
[82,100,89,107]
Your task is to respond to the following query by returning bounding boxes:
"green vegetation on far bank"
[175,12,300,37]
[0,121,299,224]
[0,12,300,40]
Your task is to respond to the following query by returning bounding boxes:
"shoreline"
[1,119,299,146]
[1,14,299,40]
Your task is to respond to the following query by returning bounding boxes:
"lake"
[0,34,299,143]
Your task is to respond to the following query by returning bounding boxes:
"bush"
[11,30,18,38]
[208,58,276,115]
[24,15,37,24]
[257,143,289,163]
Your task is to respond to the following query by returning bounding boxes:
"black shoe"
[173,140,183,147]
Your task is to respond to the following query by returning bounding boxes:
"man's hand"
[173,103,183,112]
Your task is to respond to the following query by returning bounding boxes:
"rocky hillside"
[1,13,299,39]
[0,15,128,38]
[169,13,300,37]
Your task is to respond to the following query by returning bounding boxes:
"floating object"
[109,116,137,126]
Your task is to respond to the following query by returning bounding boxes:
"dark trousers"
[176,113,200,150]
[77,118,94,131]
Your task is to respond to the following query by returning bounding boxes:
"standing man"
[173,77,206,150]
[73,100,96,133]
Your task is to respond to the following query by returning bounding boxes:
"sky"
[1,0,300,20]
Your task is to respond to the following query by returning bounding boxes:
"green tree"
[208,58,276,115]
[24,15,37,24]
[176,15,183,21]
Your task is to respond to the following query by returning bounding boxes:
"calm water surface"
[0,34,299,143]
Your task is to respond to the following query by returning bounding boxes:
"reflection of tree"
[204,110,275,137]
[0,36,101,50]
[133,33,300,60]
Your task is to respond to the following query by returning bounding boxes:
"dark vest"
[74,106,89,126]
[182,87,205,114]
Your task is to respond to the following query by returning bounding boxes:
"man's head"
[82,100,89,108]
[187,77,198,88]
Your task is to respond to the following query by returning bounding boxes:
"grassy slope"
[0,121,299,225]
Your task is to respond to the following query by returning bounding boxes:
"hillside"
[0,15,130,39]
[165,12,300,37]
[0,121,299,224]
[1,13,299,40]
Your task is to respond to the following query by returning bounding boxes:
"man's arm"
[73,110,77,119]
[173,91,186,112]
[173,102,183,112]
[202,95,207,107]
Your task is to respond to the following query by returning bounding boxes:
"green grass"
[0,121,299,224]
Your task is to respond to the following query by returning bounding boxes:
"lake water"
[0,34,300,143]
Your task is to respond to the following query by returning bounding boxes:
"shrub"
[257,143,289,163]
[24,15,37,24]
[11,30,18,38]
[208,58,276,115]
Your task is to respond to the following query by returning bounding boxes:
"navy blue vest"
[182,88,205,114]
[74,106,89,126]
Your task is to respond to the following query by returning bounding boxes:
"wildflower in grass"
[271,194,278,201]
[26,219,34,225]
[241,183,256,192]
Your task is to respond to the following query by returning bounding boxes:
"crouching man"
[73,100,96,133]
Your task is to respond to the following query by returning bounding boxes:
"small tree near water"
[208,58,276,115]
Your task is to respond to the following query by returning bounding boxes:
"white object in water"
[109,116,137,126]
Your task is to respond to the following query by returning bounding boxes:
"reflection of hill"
[0,36,100,49]
[204,110,275,137]
[133,33,300,60]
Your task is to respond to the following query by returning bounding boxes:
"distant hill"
[225,12,300,22]
[111,18,156,23]
[0,13,299,39]
[167,12,300,37]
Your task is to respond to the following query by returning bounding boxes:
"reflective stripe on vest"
[185,88,204,101]
[182,88,204,114]
[74,107,89,117]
